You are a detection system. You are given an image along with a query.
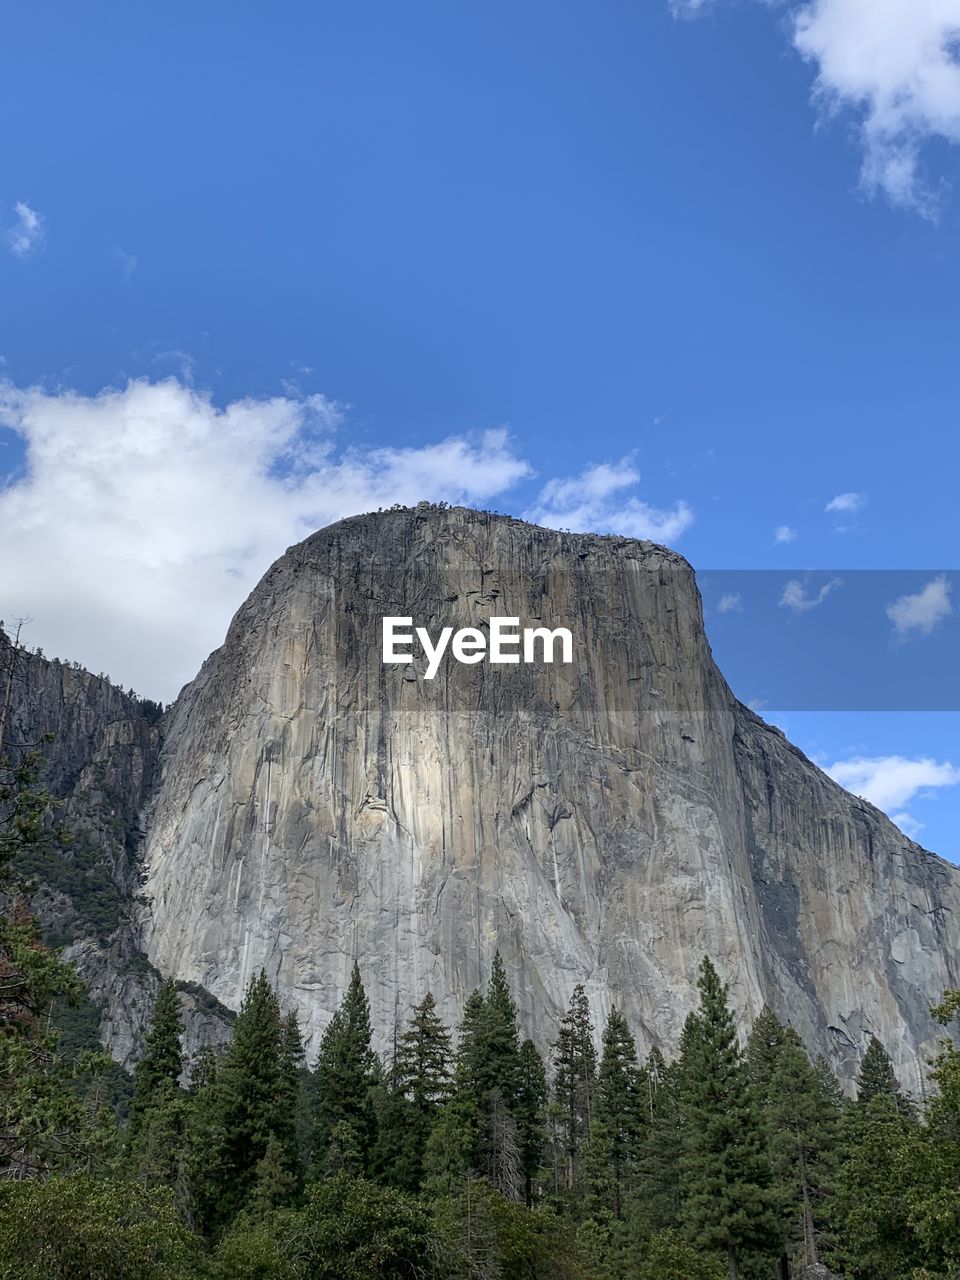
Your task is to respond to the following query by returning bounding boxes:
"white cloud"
[774,525,798,544]
[524,460,694,544]
[826,754,960,820]
[885,574,953,638]
[0,378,533,700]
[794,0,960,214]
[780,577,843,612]
[717,592,742,613]
[825,491,865,514]
[6,201,45,259]
[674,0,960,214]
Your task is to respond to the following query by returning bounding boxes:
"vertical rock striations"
[131,507,959,1092]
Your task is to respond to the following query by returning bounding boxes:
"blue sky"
[1,0,958,857]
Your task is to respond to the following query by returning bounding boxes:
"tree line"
[3,735,960,1278]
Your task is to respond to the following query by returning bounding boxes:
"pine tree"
[635,1049,685,1235]
[832,1092,921,1276]
[421,1095,477,1196]
[324,1118,364,1178]
[213,969,286,1223]
[908,991,960,1269]
[394,991,453,1113]
[767,1031,839,1272]
[311,961,380,1173]
[128,1077,187,1191]
[551,983,597,1192]
[449,956,525,1195]
[857,1035,911,1118]
[516,1037,547,1205]
[454,988,488,1098]
[249,1132,296,1217]
[594,1007,645,1218]
[745,1005,787,1108]
[182,1046,228,1234]
[277,1010,306,1185]
[483,952,522,1106]
[814,1055,846,1112]
[375,991,453,1191]
[678,957,781,1279]
[129,978,184,1141]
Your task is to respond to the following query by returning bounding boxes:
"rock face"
[132,506,960,1093]
[0,639,162,1064]
[1,634,234,1069]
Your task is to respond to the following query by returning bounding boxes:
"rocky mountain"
[6,506,959,1091]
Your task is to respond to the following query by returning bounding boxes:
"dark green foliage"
[130,978,184,1140]
[628,1229,725,1280]
[831,1093,923,1278]
[634,1047,685,1236]
[678,958,781,1277]
[516,1037,548,1205]
[378,991,453,1190]
[5,908,960,1280]
[450,955,526,1195]
[196,970,299,1230]
[250,1132,298,1217]
[0,731,122,1179]
[311,962,380,1174]
[766,1029,840,1272]
[129,1077,188,1192]
[278,1010,307,1185]
[0,1174,204,1279]
[48,984,134,1117]
[0,747,57,888]
[422,1093,478,1195]
[217,1174,437,1280]
[856,1035,914,1121]
[431,1179,590,1280]
[551,983,597,1193]
[593,1006,645,1219]
[745,1005,788,1106]
[394,992,453,1108]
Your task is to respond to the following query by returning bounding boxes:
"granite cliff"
[6,506,959,1091]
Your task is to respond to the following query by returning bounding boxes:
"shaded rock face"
[2,633,237,1069]
[0,639,162,1067]
[134,507,960,1092]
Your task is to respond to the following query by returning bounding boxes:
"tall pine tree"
[213,969,287,1224]
[635,1048,685,1236]
[745,1005,787,1108]
[593,1006,645,1219]
[381,991,453,1190]
[129,978,184,1141]
[767,1031,839,1273]
[551,983,597,1193]
[516,1037,548,1206]
[678,958,781,1279]
[311,961,380,1174]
